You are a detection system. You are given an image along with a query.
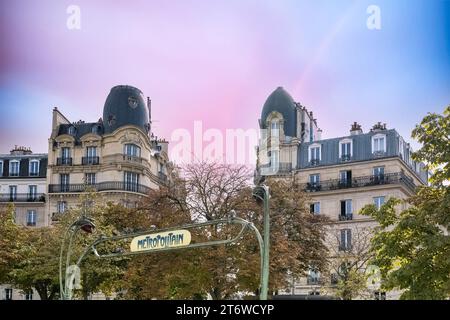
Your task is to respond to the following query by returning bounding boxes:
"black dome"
[261,87,297,137]
[103,85,150,135]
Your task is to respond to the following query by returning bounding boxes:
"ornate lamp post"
[59,215,95,300]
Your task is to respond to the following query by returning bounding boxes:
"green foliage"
[412,105,450,186]
[361,106,450,299]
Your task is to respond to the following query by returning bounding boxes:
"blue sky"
[0,0,448,155]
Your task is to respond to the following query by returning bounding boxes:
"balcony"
[304,172,415,193]
[0,193,46,202]
[309,159,320,166]
[158,171,168,183]
[340,154,351,162]
[307,276,321,285]
[123,155,143,163]
[82,156,99,165]
[48,181,151,195]
[57,157,72,166]
[338,213,353,221]
[259,162,293,175]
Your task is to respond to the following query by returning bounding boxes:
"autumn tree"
[361,106,450,299]
[123,162,329,299]
[324,225,375,300]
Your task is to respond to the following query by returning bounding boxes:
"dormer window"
[68,126,76,136]
[9,160,20,177]
[271,120,279,137]
[308,143,321,165]
[339,138,353,161]
[29,160,40,176]
[372,134,386,154]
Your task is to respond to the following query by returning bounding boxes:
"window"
[374,291,386,300]
[310,202,320,215]
[373,166,384,177]
[124,144,141,157]
[308,144,321,164]
[307,269,320,285]
[57,201,67,214]
[373,166,385,183]
[29,160,40,176]
[25,290,33,300]
[339,229,352,251]
[9,160,20,176]
[68,126,76,135]
[27,210,36,226]
[374,196,385,210]
[310,174,320,185]
[399,137,404,159]
[124,172,139,192]
[9,185,17,201]
[339,170,352,187]
[271,120,279,137]
[5,288,12,300]
[85,173,96,185]
[372,134,386,154]
[28,185,37,201]
[270,150,279,170]
[60,174,70,192]
[0,160,3,176]
[340,200,352,220]
[339,139,353,160]
[308,174,321,191]
[60,147,71,165]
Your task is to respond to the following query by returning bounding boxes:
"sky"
[0,0,449,163]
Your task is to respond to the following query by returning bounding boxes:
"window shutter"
[341,201,346,215]
[340,230,345,248]
[347,229,352,249]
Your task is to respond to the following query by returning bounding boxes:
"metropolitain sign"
[130,230,192,252]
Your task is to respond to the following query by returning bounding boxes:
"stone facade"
[256,87,428,299]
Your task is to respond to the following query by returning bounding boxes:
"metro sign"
[130,230,192,252]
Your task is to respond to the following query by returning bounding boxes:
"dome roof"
[102,85,150,135]
[261,87,297,137]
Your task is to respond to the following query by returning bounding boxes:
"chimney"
[350,122,363,135]
[316,129,322,141]
[10,146,32,155]
[371,122,387,132]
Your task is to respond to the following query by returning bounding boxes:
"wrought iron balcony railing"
[259,162,293,174]
[309,159,320,166]
[0,193,46,202]
[57,157,72,166]
[340,154,351,162]
[338,213,353,221]
[82,156,100,165]
[158,171,168,182]
[304,172,415,193]
[306,277,321,285]
[123,155,143,163]
[48,181,151,195]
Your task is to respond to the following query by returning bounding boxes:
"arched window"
[124,144,141,157]
[270,120,279,137]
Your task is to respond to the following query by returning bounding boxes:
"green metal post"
[261,186,270,300]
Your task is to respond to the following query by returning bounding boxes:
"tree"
[0,204,27,284]
[123,162,329,299]
[325,225,375,300]
[360,106,450,299]
[6,191,130,300]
